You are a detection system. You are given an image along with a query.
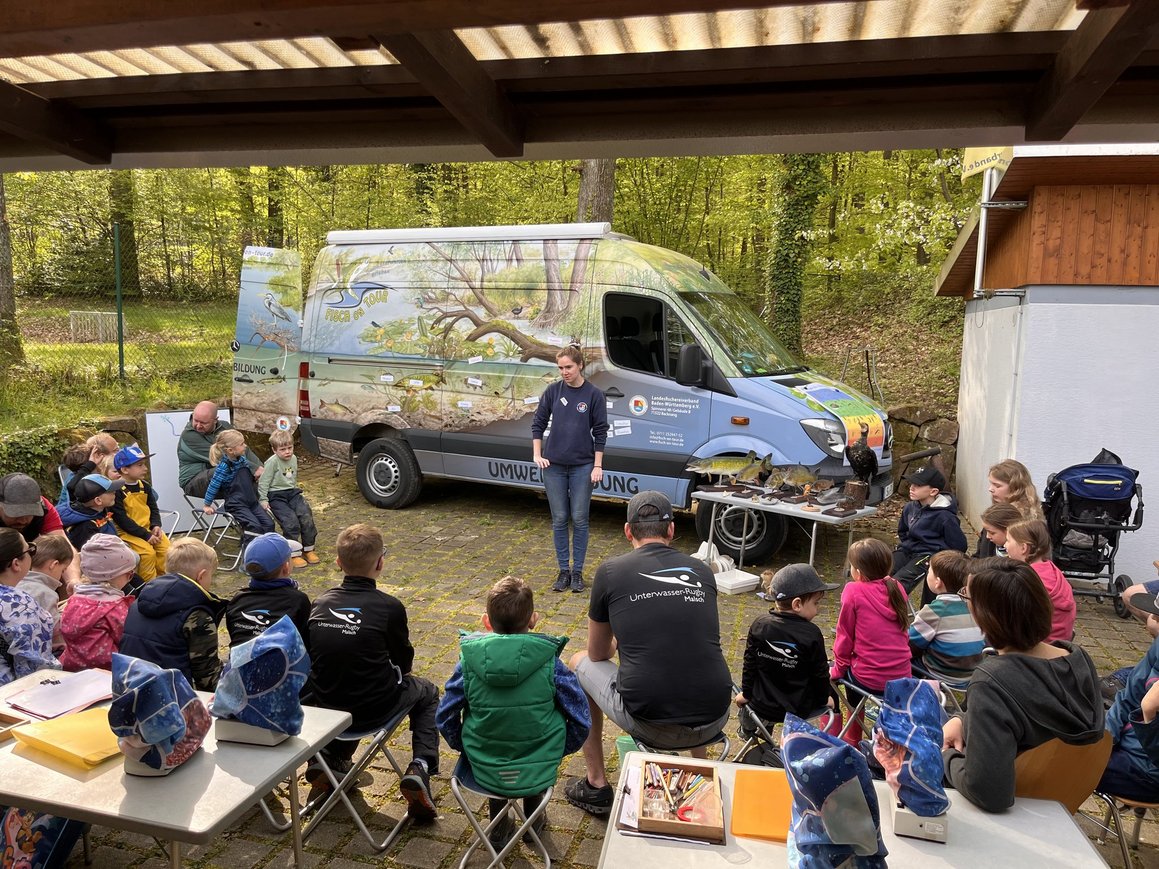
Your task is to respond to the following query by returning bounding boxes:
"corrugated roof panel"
[250,39,317,69]
[214,41,284,71]
[346,46,399,66]
[110,48,186,75]
[146,46,216,74]
[289,37,354,68]
[179,44,252,73]
[79,50,153,77]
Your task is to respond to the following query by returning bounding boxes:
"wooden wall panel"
[985,183,1159,289]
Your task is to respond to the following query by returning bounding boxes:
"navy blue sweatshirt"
[896,492,967,558]
[531,379,608,466]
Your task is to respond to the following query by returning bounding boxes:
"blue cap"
[113,443,155,470]
[243,533,295,577]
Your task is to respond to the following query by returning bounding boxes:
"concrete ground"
[70,456,1159,868]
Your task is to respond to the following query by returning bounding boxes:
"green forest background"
[0,151,977,434]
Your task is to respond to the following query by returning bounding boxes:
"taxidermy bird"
[845,422,878,485]
[263,293,293,323]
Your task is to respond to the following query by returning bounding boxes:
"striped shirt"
[908,594,985,680]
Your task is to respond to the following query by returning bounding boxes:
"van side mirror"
[675,343,707,386]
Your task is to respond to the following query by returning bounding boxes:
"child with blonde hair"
[1006,518,1075,642]
[976,460,1043,557]
[203,429,274,537]
[830,537,912,744]
[258,429,319,566]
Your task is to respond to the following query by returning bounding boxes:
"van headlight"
[801,419,846,458]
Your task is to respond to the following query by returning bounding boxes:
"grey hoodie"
[942,641,1105,812]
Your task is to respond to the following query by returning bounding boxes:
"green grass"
[1,297,237,434]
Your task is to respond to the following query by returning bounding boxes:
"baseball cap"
[72,474,125,504]
[1130,590,1159,619]
[0,473,45,518]
[244,532,296,577]
[769,563,838,602]
[905,465,947,490]
[626,490,674,524]
[113,443,155,471]
[80,535,139,583]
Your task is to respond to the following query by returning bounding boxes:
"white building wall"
[957,285,1159,584]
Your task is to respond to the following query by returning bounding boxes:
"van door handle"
[604,387,624,398]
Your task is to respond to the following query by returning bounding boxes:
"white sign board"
[145,408,232,535]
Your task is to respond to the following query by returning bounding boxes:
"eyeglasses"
[21,543,37,559]
[958,586,971,601]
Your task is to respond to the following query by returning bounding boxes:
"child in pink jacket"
[1006,519,1075,643]
[60,536,138,671]
[830,538,912,744]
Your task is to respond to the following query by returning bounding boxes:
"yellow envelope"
[12,707,121,769]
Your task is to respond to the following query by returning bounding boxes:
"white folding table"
[599,752,1108,868]
[0,674,350,868]
[692,490,877,567]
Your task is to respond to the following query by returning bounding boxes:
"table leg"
[808,521,819,567]
[289,770,305,866]
[169,841,181,869]
[739,508,749,570]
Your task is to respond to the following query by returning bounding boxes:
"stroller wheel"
[1113,575,1132,619]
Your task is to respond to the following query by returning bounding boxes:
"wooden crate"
[637,759,725,843]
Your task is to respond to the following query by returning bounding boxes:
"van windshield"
[681,291,805,377]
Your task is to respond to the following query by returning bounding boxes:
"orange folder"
[730,768,794,842]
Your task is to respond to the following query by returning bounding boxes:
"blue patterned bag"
[781,713,888,868]
[210,615,310,735]
[108,654,210,773]
[872,678,950,817]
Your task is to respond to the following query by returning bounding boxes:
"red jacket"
[60,593,134,672]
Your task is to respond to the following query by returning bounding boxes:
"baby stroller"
[1042,448,1144,617]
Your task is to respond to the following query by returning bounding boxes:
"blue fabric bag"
[211,615,310,735]
[108,653,210,773]
[872,678,951,817]
[781,713,888,869]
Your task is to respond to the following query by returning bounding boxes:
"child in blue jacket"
[892,465,966,604]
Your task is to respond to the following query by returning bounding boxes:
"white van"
[232,223,893,560]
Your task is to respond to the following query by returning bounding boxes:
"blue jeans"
[543,462,594,572]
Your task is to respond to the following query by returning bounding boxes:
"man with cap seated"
[225,532,311,649]
[0,472,80,586]
[564,490,732,816]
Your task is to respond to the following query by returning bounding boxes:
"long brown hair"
[847,537,909,629]
[989,459,1044,520]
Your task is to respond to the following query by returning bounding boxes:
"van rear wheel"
[356,438,422,509]
[694,501,787,564]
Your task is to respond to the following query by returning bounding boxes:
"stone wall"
[888,405,959,495]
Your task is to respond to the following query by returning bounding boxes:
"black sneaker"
[487,813,515,851]
[400,761,437,823]
[551,569,570,592]
[564,777,614,816]
[570,570,585,593]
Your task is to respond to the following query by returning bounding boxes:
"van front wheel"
[356,438,422,509]
[694,502,787,564]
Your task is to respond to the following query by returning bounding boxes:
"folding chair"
[1087,792,1159,867]
[836,678,883,742]
[450,756,552,869]
[910,662,970,714]
[181,494,256,571]
[298,703,415,852]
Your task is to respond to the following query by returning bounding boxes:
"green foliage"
[0,423,77,487]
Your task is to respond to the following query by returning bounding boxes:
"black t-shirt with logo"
[589,542,732,725]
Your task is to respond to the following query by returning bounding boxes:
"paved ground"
[70,456,1159,868]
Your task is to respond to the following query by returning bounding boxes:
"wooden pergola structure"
[0,0,1158,169]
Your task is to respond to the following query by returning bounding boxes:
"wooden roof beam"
[375,30,523,157]
[0,80,111,163]
[0,0,883,57]
[1025,0,1159,140]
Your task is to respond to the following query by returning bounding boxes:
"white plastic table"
[599,752,1108,867]
[0,673,350,868]
[691,490,878,567]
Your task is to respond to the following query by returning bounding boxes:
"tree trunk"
[230,167,257,249]
[765,153,826,355]
[576,159,616,223]
[0,174,22,365]
[109,170,141,298]
[267,167,286,248]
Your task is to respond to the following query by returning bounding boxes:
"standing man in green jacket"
[177,401,262,497]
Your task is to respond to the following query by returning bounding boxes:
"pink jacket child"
[60,536,138,672]
[829,539,913,694]
[1005,519,1076,643]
